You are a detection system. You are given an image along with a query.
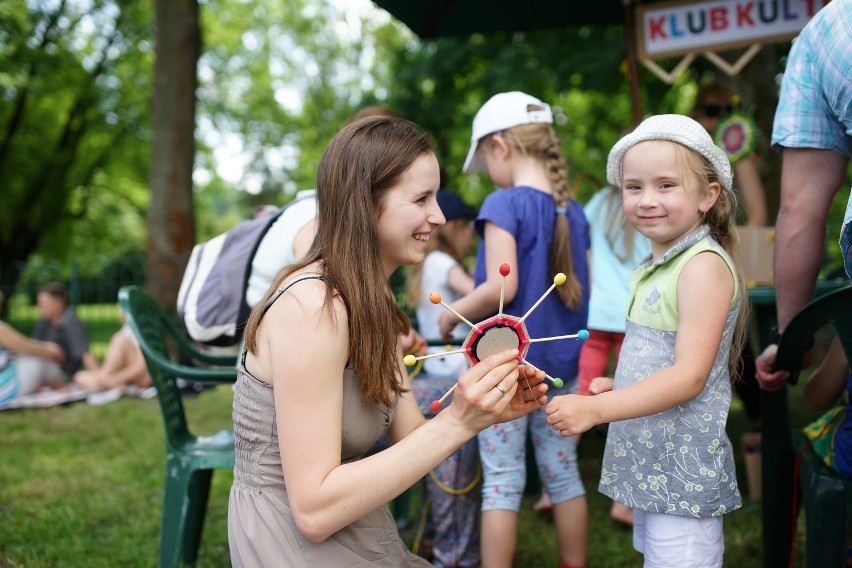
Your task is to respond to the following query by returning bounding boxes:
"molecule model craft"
[403,263,589,411]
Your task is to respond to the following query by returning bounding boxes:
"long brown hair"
[244,117,435,407]
[481,117,583,308]
[674,142,749,379]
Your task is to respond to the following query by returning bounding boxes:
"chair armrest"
[163,317,240,367]
[140,344,238,384]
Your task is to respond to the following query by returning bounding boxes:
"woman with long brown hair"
[227,116,547,567]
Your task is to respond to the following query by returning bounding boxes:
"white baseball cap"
[463,91,554,173]
[606,114,733,191]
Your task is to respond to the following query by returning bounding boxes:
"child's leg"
[479,417,528,568]
[532,401,587,566]
[412,376,481,567]
[633,509,724,568]
[427,436,481,567]
[98,332,136,374]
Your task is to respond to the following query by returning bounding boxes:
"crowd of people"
[5,2,850,565]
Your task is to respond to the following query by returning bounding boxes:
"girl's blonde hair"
[478,118,583,309]
[673,142,749,380]
[600,186,643,263]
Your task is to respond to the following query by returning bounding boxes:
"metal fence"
[2,255,151,360]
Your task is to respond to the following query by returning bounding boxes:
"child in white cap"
[439,91,590,568]
[545,114,747,567]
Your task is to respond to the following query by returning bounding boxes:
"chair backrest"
[119,285,196,450]
[776,285,852,386]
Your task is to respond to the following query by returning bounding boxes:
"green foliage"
[0,1,153,275]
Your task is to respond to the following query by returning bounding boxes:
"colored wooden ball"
[551,377,564,389]
[430,400,443,412]
[499,263,511,276]
[429,292,442,304]
[578,329,590,340]
[403,354,416,366]
[554,273,567,285]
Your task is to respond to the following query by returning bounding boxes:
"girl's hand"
[446,350,546,434]
[588,377,613,395]
[437,310,460,342]
[544,394,598,437]
[400,328,427,356]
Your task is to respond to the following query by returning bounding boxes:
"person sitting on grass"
[0,290,65,402]
[73,306,152,395]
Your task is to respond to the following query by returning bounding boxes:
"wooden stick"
[439,300,477,329]
[437,382,458,404]
[520,283,556,322]
[521,358,563,389]
[520,273,566,322]
[528,333,583,343]
[410,348,468,361]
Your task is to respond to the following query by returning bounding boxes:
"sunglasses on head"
[700,104,733,118]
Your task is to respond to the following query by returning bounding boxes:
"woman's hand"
[446,349,547,434]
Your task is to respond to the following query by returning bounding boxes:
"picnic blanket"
[0,385,156,410]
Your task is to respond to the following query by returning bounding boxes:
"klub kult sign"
[636,0,831,59]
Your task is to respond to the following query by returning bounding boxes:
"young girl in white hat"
[546,114,747,567]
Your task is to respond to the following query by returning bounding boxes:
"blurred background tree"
[2,0,840,308]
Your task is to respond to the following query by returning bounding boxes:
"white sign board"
[637,0,830,59]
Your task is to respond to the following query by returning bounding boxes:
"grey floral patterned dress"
[599,226,742,518]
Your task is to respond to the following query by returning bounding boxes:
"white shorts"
[633,509,724,568]
[14,355,62,396]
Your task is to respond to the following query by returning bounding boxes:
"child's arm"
[803,336,849,411]
[545,251,733,435]
[438,222,517,339]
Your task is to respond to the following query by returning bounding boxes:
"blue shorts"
[478,387,585,512]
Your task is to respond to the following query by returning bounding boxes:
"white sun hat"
[463,91,553,173]
[606,114,733,191]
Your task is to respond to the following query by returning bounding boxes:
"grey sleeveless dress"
[227,275,430,567]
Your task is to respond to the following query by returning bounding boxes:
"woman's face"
[694,98,733,135]
[375,153,444,276]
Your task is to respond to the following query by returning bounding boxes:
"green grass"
[0,381,820,567]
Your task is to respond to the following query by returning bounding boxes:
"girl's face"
[447,218,477,257]
[375,152,444,276]
[621,140,718,258]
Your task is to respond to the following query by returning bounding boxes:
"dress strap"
[241,273,325,371]
[261,273,324,316]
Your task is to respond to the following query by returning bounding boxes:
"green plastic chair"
[118,286,238,568]
[774,285,852,568]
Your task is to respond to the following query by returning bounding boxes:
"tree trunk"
[148,0,200,311]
